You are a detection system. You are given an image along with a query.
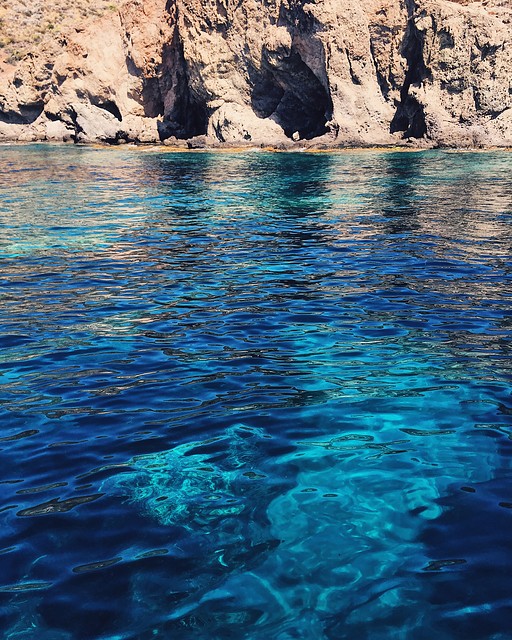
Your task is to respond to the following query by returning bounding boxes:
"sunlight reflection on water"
[0,145,511,639]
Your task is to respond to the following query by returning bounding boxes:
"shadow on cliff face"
[136,0,332,142]
[391,6,429,139]
[129,11,208,142]
[157,26,208,140]
[0,101,45,125]
[251,48,333,140]
[250,0,334,140]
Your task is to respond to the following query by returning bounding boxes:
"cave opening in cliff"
[391,95,427,139]
[151,26,209,141]
[157,95,208,141]
[251,49,333,140]
[0,101,44,125]
[95,100,123,122]
[390,14,429,139]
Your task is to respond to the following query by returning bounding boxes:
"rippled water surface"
[1,144,511,639]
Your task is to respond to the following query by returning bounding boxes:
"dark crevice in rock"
[251,47,333,139]
[211,119,224,143]
[94,100,123,122]
[0,110,22,125]
[251,70,285,119]
[157,20,208,140]
[0,101,44,125]
[142,76,165,118]
[369,40,390,99]
[391,94,427,138]
[488,108,508,120]
[477,42,501,60]
[250,1,333,140]
[346,50,362,86]
[277,0,317,33]
[390,6,428,139]
[45,110,61,122]
[68,107,83,143]
[215,0,229,33]
[438,29,455,50]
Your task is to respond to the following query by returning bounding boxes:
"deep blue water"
[0,144,511,639]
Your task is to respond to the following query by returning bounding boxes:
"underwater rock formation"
[0,0,511,146]
[102,419,501,638]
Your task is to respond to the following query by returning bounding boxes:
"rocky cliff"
[0,0,511,147]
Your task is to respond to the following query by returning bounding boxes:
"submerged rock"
[102,424,280,550]
[102,419,501,638]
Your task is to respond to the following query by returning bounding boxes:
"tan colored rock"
[0,0,510,146]
[207,102,289,144]
[389,0,512,146]
[44,118,75,142]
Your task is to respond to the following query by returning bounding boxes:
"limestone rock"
[207,102,289,145]
[392,0,512,146]
[0,0,511,146]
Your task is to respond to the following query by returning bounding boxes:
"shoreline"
[1,139,511,154]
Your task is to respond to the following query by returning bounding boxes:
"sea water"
[0,145,511,639]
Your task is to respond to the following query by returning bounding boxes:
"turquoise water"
[0,145,511,639]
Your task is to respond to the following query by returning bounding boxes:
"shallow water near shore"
[0,144,511,639]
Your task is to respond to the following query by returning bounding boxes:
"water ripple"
[0,145,511,639]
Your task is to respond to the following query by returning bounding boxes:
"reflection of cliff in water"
[134,151,339,309]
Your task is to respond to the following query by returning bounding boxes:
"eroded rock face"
[0,0,510,146]
[393,0,512,146]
